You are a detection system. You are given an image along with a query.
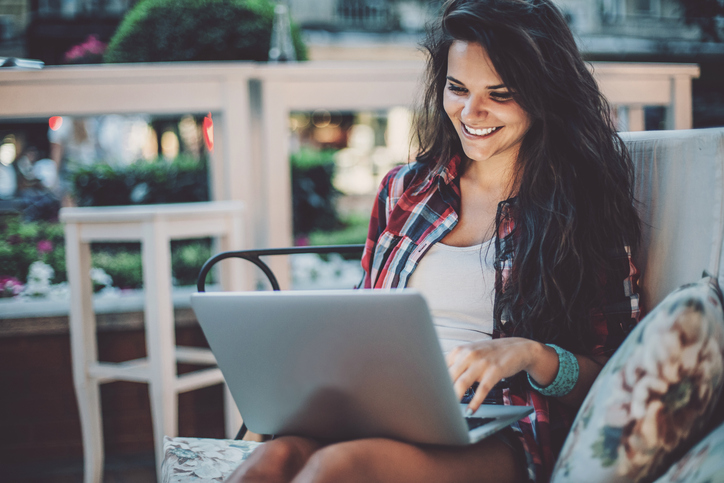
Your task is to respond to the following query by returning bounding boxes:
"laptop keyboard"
[465,417,496,431]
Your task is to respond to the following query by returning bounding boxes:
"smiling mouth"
[463,124,502,137]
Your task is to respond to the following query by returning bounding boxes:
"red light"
[49,116,63,131]
[203,113,214,152]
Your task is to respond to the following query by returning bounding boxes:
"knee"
[298,443,365,483]
[258,439,300,468]
[232,439,305,482]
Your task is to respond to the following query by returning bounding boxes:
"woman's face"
[443,41,532,167]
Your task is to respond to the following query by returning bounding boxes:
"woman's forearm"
[525,341,607,407]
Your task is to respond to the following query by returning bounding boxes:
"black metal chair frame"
[195,244,366,439]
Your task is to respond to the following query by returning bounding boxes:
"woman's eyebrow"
[446,76,507,90]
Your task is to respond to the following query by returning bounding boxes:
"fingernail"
[465,407,473,418]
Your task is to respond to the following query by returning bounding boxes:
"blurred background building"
[1,0,723,119]
[1,1,722,61]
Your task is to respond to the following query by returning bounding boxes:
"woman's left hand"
[446,337,556,414]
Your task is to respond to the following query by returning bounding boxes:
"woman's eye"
[447,84,467,95]
[490,91,513,101]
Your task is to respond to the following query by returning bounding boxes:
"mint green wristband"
[527,344,579,397]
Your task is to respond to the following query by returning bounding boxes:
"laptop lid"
[191,289,529,445]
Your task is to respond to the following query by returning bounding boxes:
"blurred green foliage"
[91,240,213,289]
[290,148,342,235]
[91,249,142,289]
[291,147,336,170]
[0,217,67,285]
[70,155,209,207]
[171,240,215,287]
[104,0,307,63]
[1,215,213,289]
[308,212,368,246]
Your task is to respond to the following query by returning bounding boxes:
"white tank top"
[407,239,496,355]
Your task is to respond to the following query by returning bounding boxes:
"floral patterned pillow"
[551,276,724,483]
[653,420,724,483]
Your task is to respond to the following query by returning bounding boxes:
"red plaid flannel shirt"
[361,156,640,482]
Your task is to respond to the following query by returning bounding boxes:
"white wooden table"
[60,201,244,483]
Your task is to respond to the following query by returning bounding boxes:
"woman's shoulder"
[378,161,437,198]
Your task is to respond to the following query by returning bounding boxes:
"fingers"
[450,358,504,410]
[445,346,461,367]
[447,346,475,399]
[452,367,478,400]
[465,371,499,414]
[448,346,492,400]
[447,341,508,405]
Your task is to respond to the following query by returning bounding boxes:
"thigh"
[292,436,526,483]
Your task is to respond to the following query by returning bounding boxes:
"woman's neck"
[461,154,518,201]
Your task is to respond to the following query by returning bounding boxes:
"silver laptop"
[190,289,533,446]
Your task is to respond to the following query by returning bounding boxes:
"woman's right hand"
[446,338,556,414]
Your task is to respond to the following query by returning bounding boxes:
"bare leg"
[292,436,524,483]
[226,436,324,483]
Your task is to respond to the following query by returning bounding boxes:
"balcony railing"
[0,60,700,286]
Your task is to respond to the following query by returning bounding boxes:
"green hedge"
[91,240,213,289]
[104,0,307,63]
[71,156,208,207]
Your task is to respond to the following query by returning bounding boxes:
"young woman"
[229,0,641,481]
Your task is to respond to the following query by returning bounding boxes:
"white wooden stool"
[60,201,245,483]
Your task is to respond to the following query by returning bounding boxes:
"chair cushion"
[653,420,724,483]
[162,436,262,483]
[551,276,724,483]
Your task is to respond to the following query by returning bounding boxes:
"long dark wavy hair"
[415,0,641,354]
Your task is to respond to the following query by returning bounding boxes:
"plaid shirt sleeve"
[589,244,641,357]
[361,166,403,289]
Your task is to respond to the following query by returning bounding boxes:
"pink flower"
[37,240,53,254]
[0,276,24,297]
[84,36,106,55]
[64,35,107,63]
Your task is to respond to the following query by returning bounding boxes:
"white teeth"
[464,125,499,136]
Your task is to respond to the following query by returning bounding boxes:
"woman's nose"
[461,95,489,122]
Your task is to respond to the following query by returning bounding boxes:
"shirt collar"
[411,154,463,196]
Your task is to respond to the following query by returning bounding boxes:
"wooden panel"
[78,223,144,241]
[0,82,225,118]
[595,77,671,105]
[281,80,421,110]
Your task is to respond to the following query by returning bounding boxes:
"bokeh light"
[203,113,214,152]
[49,116,63,131]
[0,135,16,166]
[161,130,180,159]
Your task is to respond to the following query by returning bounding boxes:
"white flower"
[23,261,55,297]
[90,267,113,287]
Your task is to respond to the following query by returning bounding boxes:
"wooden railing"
[0,60,700,286]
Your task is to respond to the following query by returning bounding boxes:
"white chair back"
[622,127,724,312]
